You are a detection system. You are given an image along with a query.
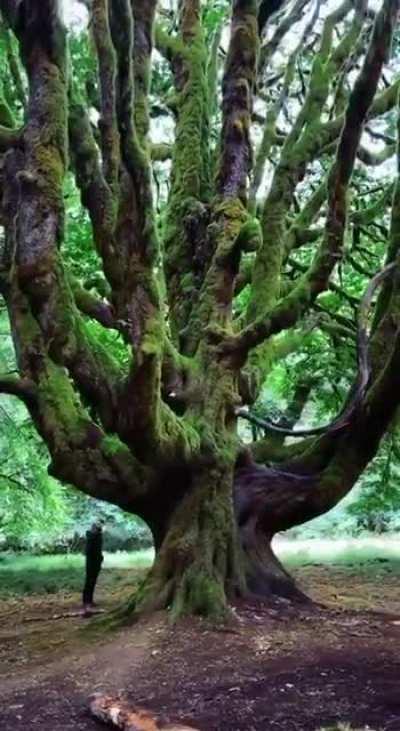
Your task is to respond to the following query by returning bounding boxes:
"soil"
[1,561,400,731]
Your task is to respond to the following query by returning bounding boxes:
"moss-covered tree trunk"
[1,0,400,622]
[134,462,244,619]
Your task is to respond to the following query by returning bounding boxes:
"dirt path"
[1,563,400,731]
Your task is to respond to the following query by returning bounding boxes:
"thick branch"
[131,0,157,145]
[91,0,120,191]
[257,0,287,37]
[68,95,120,290]
[163,2,211,340]
[250,0,322,210]
[70,278,116,329]
[0,375,36,403]
[180,2,261,354]
[217,0,259,200]
[232,0,398,355]
[0,123,21,151]
[247,0,366,324]
[306,79,400,165]
[3,3,122,432]
[258,0,311,80]
[357,142,396,166]
[4,27,26,109]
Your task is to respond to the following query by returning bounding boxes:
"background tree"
[1,0,400,619]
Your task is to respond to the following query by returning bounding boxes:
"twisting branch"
[371,94,400,335]
[250,0,322,210]
[258,0,312,80]
[357,143,397,166]
[228,0,398,356]
[0,124,21,151]
[257,0,287,37]
[0,375,37,404]
[237,263,397,437]
[246,0,366,324]
[91,0,120,192]
[131,0,158,145]
[70,278,116,329]
[217,0,259,200]
[180,0,260,355]
[304,79,400,165]
[2,25,26,109]
[163,0,212,339]
[68,94,121,290]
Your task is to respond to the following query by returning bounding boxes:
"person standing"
[82,521,104,616]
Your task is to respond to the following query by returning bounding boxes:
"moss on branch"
[91,0,120,192]
[233,0,398,357]
[163,13,211,339]
[217,0,259,201]
[0,123,21,151]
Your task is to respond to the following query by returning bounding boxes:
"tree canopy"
[1,0,400,619]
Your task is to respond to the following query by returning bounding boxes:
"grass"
[1,536,400,597]
[274,535,400,568]
[0,549,154,597]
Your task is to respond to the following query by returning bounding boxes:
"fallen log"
[89,694,200,731]
[22,608,105,623]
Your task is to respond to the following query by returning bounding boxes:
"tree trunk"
[120,462,246,621]
[117,459,328,622]
[240,526,307,602]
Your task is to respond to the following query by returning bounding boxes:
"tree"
[1,0,400,619]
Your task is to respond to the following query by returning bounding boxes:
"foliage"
[0,311,151,551]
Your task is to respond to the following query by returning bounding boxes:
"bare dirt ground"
[1,562,400,731]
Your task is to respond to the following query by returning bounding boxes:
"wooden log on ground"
[89,694,200,731]
[22,608,105,623]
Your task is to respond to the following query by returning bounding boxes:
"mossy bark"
[241,528,306,602]
[119,461,246,621]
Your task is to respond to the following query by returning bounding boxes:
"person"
[82,520,104,616]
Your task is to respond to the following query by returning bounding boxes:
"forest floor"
[0,540,400,731]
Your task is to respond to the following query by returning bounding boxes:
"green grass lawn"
[274,535,400,567]
[1,537,400,597]
[0,549,154,597]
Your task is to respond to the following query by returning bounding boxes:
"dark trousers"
[82,560,102,605]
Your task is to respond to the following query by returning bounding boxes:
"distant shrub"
[45,519,153,554]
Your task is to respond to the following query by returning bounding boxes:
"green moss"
[36,361,90,449]
[0,96,14,127]
[102,434,124,457]
[236,216,261,253]
[154,25,183,59]
[172,567,229,621]
[164,29,212,336]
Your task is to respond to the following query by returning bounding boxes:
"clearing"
[0,537,400,731]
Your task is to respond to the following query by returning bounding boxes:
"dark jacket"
[85,528,103,565]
